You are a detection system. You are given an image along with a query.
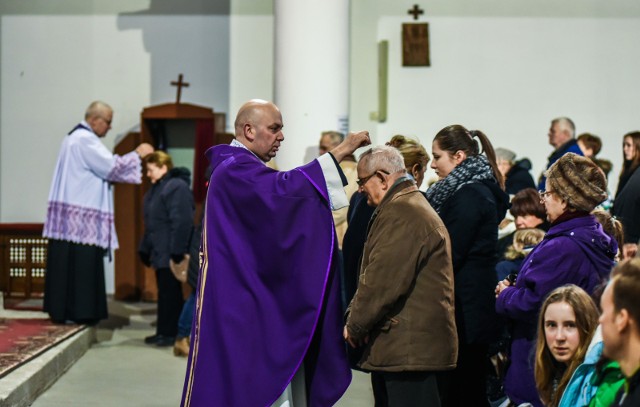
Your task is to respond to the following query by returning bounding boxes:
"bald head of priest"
[181,98,371,407]
[233,99,284,162]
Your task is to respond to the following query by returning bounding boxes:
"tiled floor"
[29,300,374,406]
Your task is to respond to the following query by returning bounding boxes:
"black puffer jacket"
[139,167,194,269]
[505,158,536,195]
[612,167,640,244]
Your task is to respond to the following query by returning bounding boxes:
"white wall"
[1,15,149,222]
[350,1,640,193]
[370,16,640,191]
[228,14,274,132]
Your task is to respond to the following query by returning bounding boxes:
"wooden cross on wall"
[408,4,424,21]
[403,4,430,66]
[171,73,190,104]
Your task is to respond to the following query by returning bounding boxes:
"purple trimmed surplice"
[181,145,351,407]
[43,121,142,249]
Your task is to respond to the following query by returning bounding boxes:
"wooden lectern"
[113,102,232,301]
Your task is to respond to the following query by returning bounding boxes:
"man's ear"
[378,172,390,191]
[244,124,254,141]
[87,116,99,132]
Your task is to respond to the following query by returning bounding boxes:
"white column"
[274,0,350,170]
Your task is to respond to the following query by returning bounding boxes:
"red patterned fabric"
[0,319,84,378]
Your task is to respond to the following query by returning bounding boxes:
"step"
[0,325,94,407]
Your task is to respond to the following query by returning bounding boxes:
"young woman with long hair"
[534,285,599,406]
[612,131,640,259]
[426,124,509,406]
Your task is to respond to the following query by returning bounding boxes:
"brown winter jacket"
[346,179,458,372]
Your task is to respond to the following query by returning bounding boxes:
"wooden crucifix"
[408,4,424,21]
[171,74,190,104]
[403,4,430,67]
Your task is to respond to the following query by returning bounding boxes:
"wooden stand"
[113,102,232,301]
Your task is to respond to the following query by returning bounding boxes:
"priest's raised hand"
[330,130,371,162]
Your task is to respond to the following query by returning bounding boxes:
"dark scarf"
[551,209,590,227]
[67,122,92,135]
[426,154,495,213]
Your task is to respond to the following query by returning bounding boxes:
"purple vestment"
[181,145,351,407]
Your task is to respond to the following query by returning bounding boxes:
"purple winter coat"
[495,214,616,407]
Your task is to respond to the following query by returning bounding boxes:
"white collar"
[230,139,265,166]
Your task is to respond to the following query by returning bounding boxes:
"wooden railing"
[0,224,46,299]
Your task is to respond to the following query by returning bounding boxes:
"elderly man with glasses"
[344,145,458,406]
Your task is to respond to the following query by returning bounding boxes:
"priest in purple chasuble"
[180,99,371,407]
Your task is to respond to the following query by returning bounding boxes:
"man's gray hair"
[551,117,576,138]
[495,147,516,164]
[85,101,112,120]
[359,145,405,174]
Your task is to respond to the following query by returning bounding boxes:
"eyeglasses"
[538,190,555,201]
[99,117,112,126]
[356,170,389,187]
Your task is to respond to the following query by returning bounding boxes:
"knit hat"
[495,148,516,163]
[545,153,607,211]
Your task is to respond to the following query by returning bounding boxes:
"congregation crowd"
[43,100,640,407]
[336,117,640,407]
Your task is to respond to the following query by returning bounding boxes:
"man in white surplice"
[43,101,153,324]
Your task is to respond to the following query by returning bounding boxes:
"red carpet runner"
[0,318,84,378]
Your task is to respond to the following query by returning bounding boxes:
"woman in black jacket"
[139,151,194,347]
[613,131,640,259]
[426,125,509,407]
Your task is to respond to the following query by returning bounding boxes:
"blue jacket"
[559,341,624,407]
[496,258,523,282]
[538,139,584,190]
[496,215,616,406]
